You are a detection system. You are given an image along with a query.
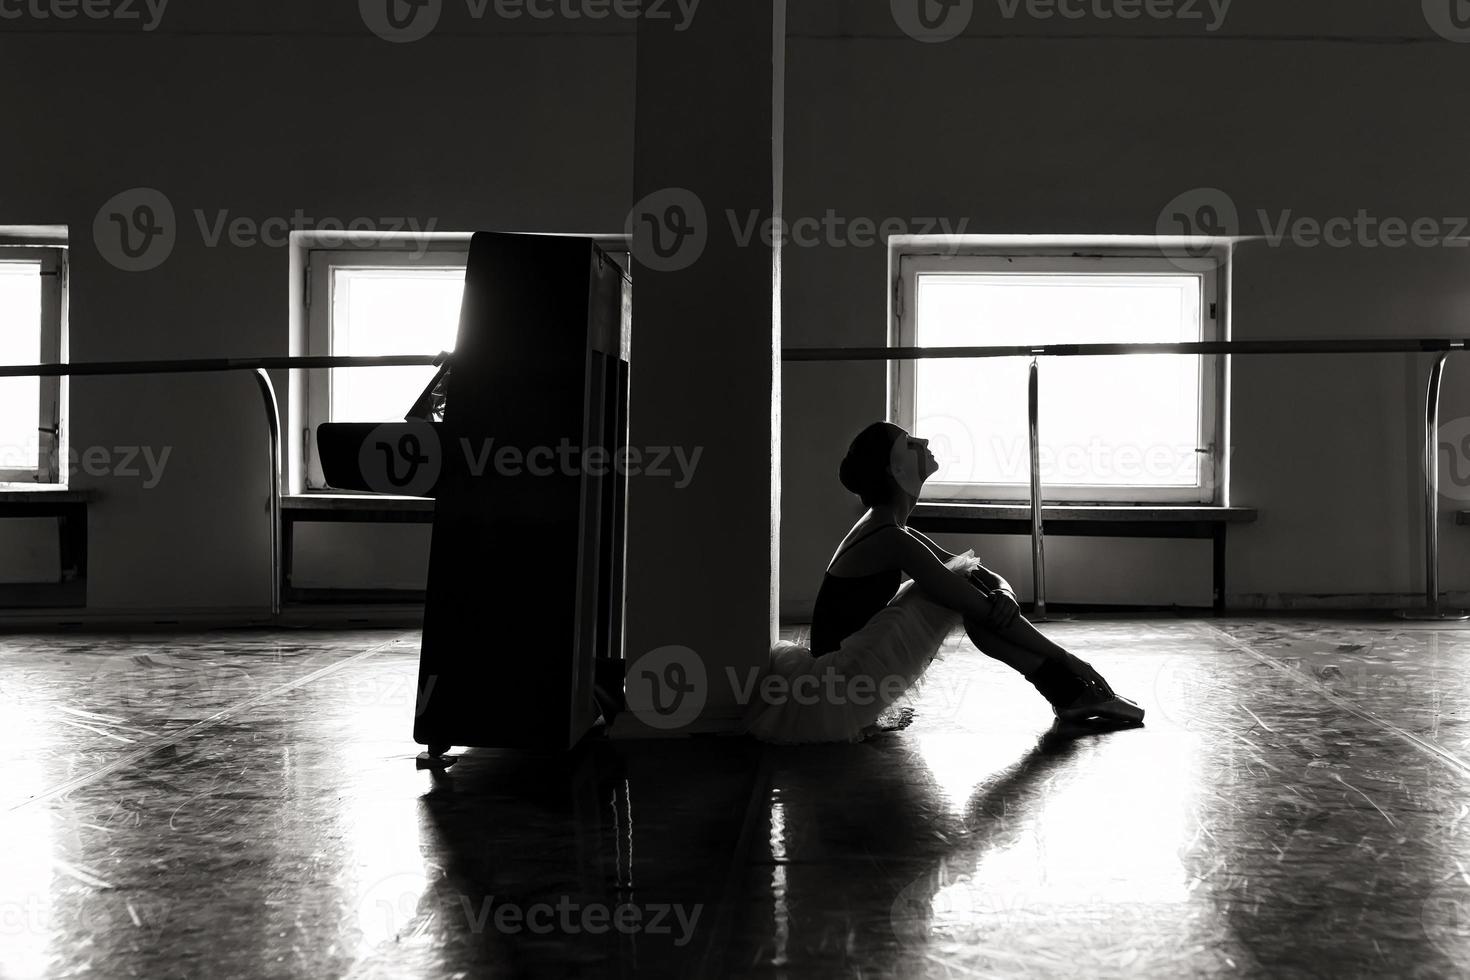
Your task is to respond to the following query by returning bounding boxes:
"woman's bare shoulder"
[828,520,912,574]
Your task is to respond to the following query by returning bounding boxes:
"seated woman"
[743,421,1143,744]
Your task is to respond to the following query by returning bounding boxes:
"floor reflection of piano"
[318,232,632,751]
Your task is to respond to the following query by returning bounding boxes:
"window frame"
[892,246,1228,505]
[0,246,66,486]
[303,244,472,491]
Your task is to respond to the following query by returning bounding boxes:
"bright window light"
[903,260,1218,503]
[0,262,43,473]
[329,268,464,424]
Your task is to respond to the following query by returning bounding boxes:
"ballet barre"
[3,336,1467,620]
[0,354,446,617]
[783,337,1470,619]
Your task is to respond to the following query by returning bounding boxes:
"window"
[894,249,1225,504]
[301,239,630,490]
[303,246,470,490]
[0,248,65,485]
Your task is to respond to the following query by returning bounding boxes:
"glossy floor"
[3,619,1470,978]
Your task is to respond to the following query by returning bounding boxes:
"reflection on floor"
[3,619,1470,978]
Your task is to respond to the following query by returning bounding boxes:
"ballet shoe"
[1054,691,1145,726]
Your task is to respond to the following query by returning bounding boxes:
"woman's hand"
[986,589,1021,629]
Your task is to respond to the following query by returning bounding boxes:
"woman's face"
[887,431,939,497]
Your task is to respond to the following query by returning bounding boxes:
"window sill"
[911,502,1257,523]
[283,493,433,514]
[0,486,94,504]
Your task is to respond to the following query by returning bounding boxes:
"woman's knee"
[963,615,997,642]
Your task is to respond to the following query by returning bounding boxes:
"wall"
[8,0,1470,619]
[0,3,638,614]
[779,0,1470,616]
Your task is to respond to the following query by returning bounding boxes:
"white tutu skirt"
[743,550,984,744]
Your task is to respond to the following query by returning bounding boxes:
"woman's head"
[839,421,938,507]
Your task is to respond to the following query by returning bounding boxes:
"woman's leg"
[964,614,1134,719]
[963,615,1050,675]
[964,614,1096,676]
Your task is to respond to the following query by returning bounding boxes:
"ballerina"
[743,420,1144,744]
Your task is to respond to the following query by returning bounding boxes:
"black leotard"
[808,525,902,656]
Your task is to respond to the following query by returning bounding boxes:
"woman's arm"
[907,528,1014,596]
[905,528,960,562]
[888,532,997,621]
